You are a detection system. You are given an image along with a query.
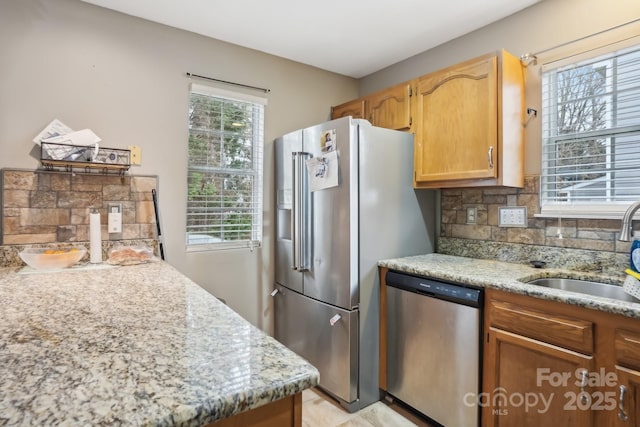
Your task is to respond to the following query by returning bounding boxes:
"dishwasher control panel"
[385,270,482,307]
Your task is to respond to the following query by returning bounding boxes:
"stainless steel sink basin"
[527,277,638,303]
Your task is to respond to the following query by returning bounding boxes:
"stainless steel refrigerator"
[273,116,434,412]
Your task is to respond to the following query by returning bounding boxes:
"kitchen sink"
[526,277,639,303]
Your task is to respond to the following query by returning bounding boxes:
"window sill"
[536,205,635,220]
[535,212,624,220]
[186,241,261,252]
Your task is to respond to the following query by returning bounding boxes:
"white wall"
[0,0,358,332]
[359,0,640,174]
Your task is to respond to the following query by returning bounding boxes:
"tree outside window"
[541,46,640,209]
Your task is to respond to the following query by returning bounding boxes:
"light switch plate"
[498,206,527,227]
[466,207,477,224]
[128,145,142,166]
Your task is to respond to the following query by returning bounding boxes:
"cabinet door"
[616,366,640,425]
[367,82,412,130]
[415,54,498,183]
[483,327,594,427]
[331,98,366,120]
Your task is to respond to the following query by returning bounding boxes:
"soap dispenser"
[631,231,640,273]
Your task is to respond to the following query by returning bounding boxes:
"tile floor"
[302,387,436,427]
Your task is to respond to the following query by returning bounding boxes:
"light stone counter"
[0,262,319,426]
[379,253,640,319]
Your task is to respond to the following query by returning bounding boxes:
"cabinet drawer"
[488,299,594,354]
[274,284,358,404]
[615,329,640,370]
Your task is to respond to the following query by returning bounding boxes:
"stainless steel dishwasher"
[385,270,482,427]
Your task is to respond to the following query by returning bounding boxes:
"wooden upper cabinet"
[331,98,366,120]
[367,82,412,130]
[414,50,525,188]
[331,82,413,131]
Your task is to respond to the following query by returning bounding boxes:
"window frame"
[185,83,266,252]
[537,38,640,219]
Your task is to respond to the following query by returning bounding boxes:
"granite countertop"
[0,262,319,426]
[379,253,640,319]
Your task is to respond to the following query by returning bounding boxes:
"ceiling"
[80,0,541,78]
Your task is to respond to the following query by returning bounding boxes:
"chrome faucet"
[620,201,640,241]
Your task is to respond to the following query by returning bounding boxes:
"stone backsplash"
[0,239,159,268]
[438,175,633,275]
[1,169,159,245]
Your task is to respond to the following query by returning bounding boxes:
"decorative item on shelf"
[40,142,130,174]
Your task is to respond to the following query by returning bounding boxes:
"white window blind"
[186,83,265,250]
[540,44,640,218]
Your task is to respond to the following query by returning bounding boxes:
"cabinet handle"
[488,146,494,169]
[270,289,279,297]
[619,385,629,421]
[578,370,589,406]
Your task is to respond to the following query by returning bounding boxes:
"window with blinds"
[186,83,265,250]
[540,44,640,217]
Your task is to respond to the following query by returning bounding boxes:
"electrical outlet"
[108,203,122,233]
[466,207,477,224]
[498,207,527,227]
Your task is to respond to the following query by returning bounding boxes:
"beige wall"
[6,0,638,332]
[359,0,640,175]
[0,0,358,331]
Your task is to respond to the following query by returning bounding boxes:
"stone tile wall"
[1,169,158,245]
[438,175,633,274]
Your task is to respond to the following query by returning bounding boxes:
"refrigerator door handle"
[298,152,312,272]
[291,151,311,272]
[291,153,299,270]
[292,151,311,271]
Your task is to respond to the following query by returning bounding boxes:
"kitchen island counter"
[0,262,318,426]
[379,253,640,318]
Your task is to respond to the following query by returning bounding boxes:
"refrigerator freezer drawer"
[274,284,358,404]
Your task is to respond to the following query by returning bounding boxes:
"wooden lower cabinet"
[484,289,640,426]
[207,393,302,427]
[484,327,594,426]
[379,267,389,392]
[616,366,640,425]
